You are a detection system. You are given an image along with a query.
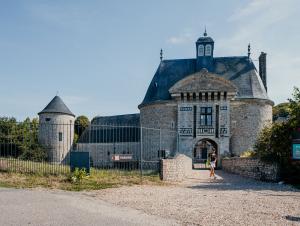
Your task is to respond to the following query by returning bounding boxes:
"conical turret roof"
[38,96,75,117]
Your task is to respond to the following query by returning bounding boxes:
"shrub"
[254,122,292,164]
[240,150,256,158]
[69,168,87,183]
[254,87,300,183]
[19,143,47,162]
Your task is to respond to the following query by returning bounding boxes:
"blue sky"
[0,0,300,120]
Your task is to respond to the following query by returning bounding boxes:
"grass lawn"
[0,169,163,191]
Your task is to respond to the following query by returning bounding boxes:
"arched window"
[205,44,212,56]
[198,45,204,56]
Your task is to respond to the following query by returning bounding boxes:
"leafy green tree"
[255,87,300,183]
[74,115,90,142]
[288,87,300,127]
[272,102,290,121]
[0,117,47,161]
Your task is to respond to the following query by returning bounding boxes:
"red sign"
[111,154,133,161]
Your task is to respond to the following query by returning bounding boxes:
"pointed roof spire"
[204,26,207,37]
[248,43,251,58]
[160,49,163,61]
[38,96,75,117]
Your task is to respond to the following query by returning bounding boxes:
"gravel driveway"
[92,170,300,226]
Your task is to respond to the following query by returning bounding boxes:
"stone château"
[40,31,273,168]
[138,31,273,166]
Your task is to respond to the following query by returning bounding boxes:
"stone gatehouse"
[138,31,273,166]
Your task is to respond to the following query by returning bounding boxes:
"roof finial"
[204,26,207,37]
[248,43,251,58]
[160,49,163,61]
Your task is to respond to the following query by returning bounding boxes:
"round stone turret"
[38,96,75,163]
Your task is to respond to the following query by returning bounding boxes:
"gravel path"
[92,170,300,226]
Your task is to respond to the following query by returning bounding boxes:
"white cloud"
[217,0,300,104]
[228,0,273,22]
[267,53,300,104]
[167,32,194,45]
[218,0,298,55]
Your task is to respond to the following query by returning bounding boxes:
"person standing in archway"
[209,150,217,179]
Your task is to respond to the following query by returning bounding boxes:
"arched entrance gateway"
[193,139,218,169]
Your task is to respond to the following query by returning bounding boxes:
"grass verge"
[0,169,163,191]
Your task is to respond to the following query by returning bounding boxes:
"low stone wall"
[160,154,192,181]
[222,157,280,182]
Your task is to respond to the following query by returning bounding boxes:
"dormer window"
[198,45,204,56]
[205,45,212,56]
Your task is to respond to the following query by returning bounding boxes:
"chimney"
[259,52,267,92]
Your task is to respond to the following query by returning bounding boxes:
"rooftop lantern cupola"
[196,28,214,71]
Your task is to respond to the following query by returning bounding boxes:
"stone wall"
[222,157,279,182]
[230,98,273,156]
[140,102,178,157]
[140,102,177,130]
[160,154,192,181]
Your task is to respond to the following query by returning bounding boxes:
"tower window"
[211,92,214,101]
[205,92,208,102]
[217,92,221,101]
[200,107,213,126]
[198,45,204,56]
[59,132,63,142]
[187,93,190,101]
[45,118,51,122]
[205,45,212,56]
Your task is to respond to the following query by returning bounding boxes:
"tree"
[288,87,300,127]
[74,115,90,141]
[0,117,47,161]
[255,87,300,183]
[272,102,290,121]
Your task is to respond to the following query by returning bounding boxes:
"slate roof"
[196,36,214,43]
[92,114,140,126]
[140,56,269,106]
[38,96,75,117]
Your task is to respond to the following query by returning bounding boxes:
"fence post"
[140,126,143,178]
[159,128,162,152]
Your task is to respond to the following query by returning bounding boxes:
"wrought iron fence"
[0,120,178,175]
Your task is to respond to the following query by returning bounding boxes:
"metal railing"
[0,119,178,175]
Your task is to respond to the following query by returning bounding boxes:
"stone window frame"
[200,107,213,126]
[198,45,204,56]
[205,44,212,56]
[58,132,63,142]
